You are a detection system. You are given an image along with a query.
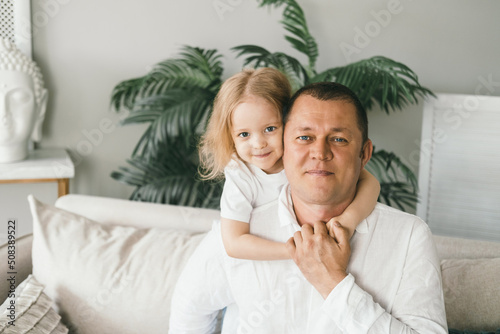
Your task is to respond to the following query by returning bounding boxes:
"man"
[169,82,447,333]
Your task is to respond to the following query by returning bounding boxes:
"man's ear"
[360,139,373,168]
[31,88,48,142]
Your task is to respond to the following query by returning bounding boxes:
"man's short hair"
[283,82,368,144]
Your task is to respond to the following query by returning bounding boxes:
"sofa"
[1,194,499,333]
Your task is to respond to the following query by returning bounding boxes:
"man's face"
[283,94,372,207]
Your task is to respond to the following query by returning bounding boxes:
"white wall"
[2,0,500,239]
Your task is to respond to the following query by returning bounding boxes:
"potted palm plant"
[110,0,430,211]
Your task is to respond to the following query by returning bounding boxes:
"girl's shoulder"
[224,157,286,186]
[224,158,255,181]
[225,157,244,169]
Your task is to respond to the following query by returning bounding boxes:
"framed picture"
[0,0,32,58]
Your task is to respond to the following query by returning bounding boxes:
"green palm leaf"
[312,56,434,113]
[130,176,222,208]
[110,47,225,208]
[111,77,146,112]
[258,0,288,6]
[178,47,224,82]
[366,148,419,210]
[280,0,318,72]
[121,87,214,157]
[147,60,213,92]
[111,140,223,208]
[232,44,308,90]
[257,0,318,74]
[111,46,223,113]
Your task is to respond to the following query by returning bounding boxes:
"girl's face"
[231,95,284,174]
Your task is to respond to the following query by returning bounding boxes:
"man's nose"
[310,139,333,161]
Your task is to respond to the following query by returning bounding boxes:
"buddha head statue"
[0,38,48,163]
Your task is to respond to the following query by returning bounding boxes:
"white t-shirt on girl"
[220,158,287,223]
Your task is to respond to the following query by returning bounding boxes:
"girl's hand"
[326,217,355,240]
[325,218,339,239]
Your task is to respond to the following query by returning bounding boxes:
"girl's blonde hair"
[199,67,291,180]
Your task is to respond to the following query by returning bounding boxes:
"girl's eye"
[265,126,277,133]
[298,135,310,141]
[238,132,250,138]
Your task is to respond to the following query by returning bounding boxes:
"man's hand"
[286,221,351,299]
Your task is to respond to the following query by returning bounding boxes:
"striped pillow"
[0,275,68,333]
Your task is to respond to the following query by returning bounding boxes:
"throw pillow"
[0,274,69,333]
[28,195,208,334]
[441,258,500,331]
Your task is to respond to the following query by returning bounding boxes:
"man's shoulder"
[365,204,435,252]
[370,203,428,230]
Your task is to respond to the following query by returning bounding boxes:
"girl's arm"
[221,217,290,260]
[327,168,380,239]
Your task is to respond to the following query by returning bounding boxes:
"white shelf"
[0,148,74,180]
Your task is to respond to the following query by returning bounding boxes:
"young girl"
[199,67,380,260]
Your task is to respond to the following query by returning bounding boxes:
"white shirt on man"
[169,184,448,333]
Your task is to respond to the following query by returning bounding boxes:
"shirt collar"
[277,183,369,234]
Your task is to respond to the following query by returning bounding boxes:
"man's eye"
[265,126,277,133]
[298,135,310,141]
[238,132,250,138]
[333,137,347,143]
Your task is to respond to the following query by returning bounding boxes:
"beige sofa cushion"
[441,257,500,331]
[28,195,208,334]
[434,235,500,260]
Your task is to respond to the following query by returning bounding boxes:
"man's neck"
[291,193,354,227]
